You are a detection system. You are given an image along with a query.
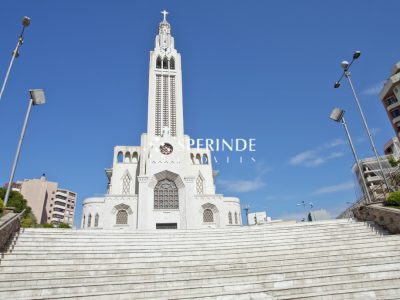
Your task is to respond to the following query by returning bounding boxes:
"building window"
[196,175,204,195]
[116,210,128,225]
[82,215,85,228]
[56,194,67,200]
[228,212,232,224]
[94,213,99,227]
[122,172,132,195]
[203,209,214,223]
[235,212,238,224]
[391,108,400,119]
[156,56,162,69]
[87,214,92,228]
[154,179,179,209]
[170,57,175,69]
[386,96,398,106]
[163,57,168,69]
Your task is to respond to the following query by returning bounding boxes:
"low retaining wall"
[0,210,24,251]
[353,204,400,234]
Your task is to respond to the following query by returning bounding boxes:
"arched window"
[122,172,132,195]
[124,152,131,163]
[154,179,179,209]
[196,154,201,164]
[156,56,162,69]
[196,175,204,195]
[116,210,128,225]
[234,212,238,224]
[203,209,214,223]
[87,214,92,228]
[228,212,232,224]
[117,152,123,163]
[170,57,175,70]
[190,153,195,164]
[202,154,208,164]
[163,57,168,69]
[132,152,138,163]
[82,214,86,228]
[94,213,99,227]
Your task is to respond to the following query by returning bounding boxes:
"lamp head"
[334,81,341,88]
[330,107,345,122]
[22,16,31,27]
[29,89,46,105]
[353,51,361,59]
[341,60,349,70]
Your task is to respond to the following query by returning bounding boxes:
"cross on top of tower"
[161,10,169,22]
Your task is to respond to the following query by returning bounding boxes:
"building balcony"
[387,101,400,112]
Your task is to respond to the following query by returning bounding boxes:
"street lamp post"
[334,51,391,192]
[297,201,313,221]
[330,107,372,203]
[0,16,31,102]
[3,89,46,207]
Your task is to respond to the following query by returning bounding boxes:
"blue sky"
[0,0,399,225]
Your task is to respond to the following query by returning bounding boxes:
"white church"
[81,11,242,230]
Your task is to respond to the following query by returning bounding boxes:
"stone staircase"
[1,219,400,299]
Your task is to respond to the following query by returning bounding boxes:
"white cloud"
[288,138,346,168]
[218,178,266,193]
[362,81,384,96]
[310,181,355,196]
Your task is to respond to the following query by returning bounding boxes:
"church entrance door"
[156,223,177,229]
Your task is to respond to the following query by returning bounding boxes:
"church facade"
[81,12,242,230]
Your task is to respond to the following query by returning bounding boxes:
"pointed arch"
[87,213,92,228]
[228,212,232,224]
[163,57,168,69]
[190,153,195,164]
[94,213,99,227]
[117,151,123,163]
[170,57,175,69]
[202,154,208,164]
[234,212,238,224]
[156,56,162,69]
[196,153,201,164]
[200,203,219,225]
[132,152,138,163]
[82,214,86,228]
[124,152,131,163]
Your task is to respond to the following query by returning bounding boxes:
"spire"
[157,10,173,51]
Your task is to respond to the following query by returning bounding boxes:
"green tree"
[0,199,4,214]
[386,191,400,206]
[0,187,31,214]
[388,155,399,167]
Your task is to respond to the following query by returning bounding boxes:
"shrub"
[388,155,399,167]
[21,218,34,228]
[42,223,54,228]
[0,199,4,214]
[58,223,71,228]
[386,191,400,206]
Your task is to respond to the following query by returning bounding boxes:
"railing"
[338,166,400,219]
[0,209,25,252]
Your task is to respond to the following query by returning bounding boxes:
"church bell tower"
[147,11,184,139]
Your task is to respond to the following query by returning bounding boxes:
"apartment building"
[14,175,77,226]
